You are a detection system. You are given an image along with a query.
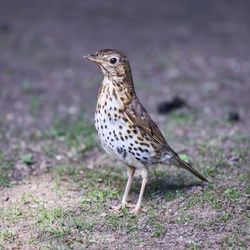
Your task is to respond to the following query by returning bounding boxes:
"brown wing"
[124,96,167,145]
[124,96,208,182]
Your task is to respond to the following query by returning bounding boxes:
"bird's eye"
[110,57,117,64]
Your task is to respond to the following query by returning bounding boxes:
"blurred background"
[0,1,250,248]
[1,0,250,129]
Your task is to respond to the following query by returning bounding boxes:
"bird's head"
[83,49,131,78]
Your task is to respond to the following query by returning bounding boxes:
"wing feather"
[124,96,166,145]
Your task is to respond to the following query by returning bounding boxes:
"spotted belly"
[95,111,159,166]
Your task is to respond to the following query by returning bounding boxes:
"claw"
[124,202,136,208]
[111,202,136,212]
[129,207,140,215]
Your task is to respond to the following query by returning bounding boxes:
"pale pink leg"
[130,166,148,214]
[112,165,135,211]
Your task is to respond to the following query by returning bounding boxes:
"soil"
[0,0,250,249]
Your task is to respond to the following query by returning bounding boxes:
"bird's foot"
[129,207,141,215]
[111,202,135,212]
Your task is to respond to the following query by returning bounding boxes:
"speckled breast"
[94,93,158,167]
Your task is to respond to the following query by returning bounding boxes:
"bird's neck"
[97,73,135,109]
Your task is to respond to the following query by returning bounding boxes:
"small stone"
[227,111,240,122]
[157,96,187,114]
[56,155,62,160]
[228,155,240,162]
[168,209,174,215]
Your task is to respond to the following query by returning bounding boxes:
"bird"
[83,49,208,214]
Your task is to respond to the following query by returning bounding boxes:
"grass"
[1,151,249,249]
[0,151,15,187]
[48,117,96,152]
[36,207,70,238]
[221,235,248,249]
[30,96,41,116]
[0,230,16,248]
[0,204,23,223]
[0,161,184,247]
[202,185,243,207]
[20,153,35,165]
[223,188,241,202]
[0,108,249,249]
[0,117,96,187]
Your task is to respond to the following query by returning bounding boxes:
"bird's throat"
[97,75,134,108]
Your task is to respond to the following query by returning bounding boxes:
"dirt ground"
[0,0,250,249]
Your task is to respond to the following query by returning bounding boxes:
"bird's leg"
[121,165,136,207]
[112,165,135,211]
[130,166,148,214]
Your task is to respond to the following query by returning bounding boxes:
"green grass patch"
[30,96,41,116]
[106,212,139,232]
[246,186,250,195]
[48,117,96,152]
[0,230,16,246]
[151,223,166,238]
[202,165,219,178]
[221,234,247,249]
[179,153,191,162]
[223,188,241,202]
[54,164,125,191]
[185,190,223,210]
[0,151,15,187]
[20,153,35,165]
[0,205,23,222]
[36,207,70,239]
[220,212,231,222]
[167,112,195,126]
[82,188,119,204]
[164,190,181,201]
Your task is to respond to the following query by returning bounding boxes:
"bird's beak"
[83,54,102,64]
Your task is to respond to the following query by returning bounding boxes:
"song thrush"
[84,49,208,214]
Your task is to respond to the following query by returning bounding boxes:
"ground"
[0,0,250,249]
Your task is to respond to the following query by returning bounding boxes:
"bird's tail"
[172,157,208,182]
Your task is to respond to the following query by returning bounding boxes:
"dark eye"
[110,57,117,64]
